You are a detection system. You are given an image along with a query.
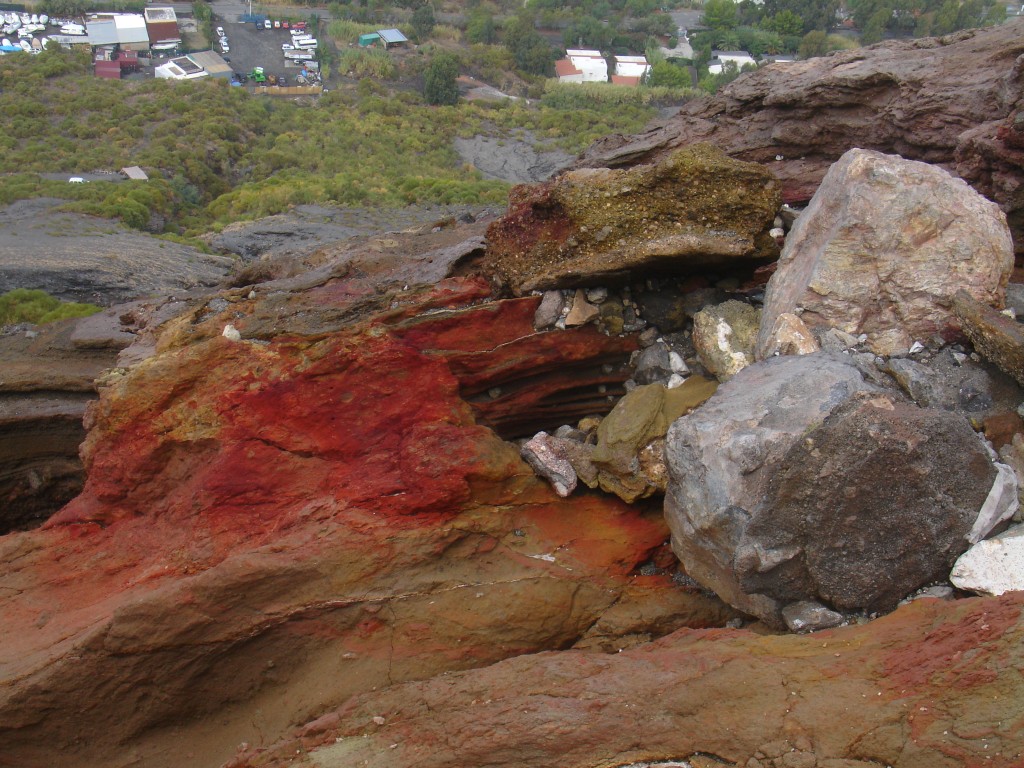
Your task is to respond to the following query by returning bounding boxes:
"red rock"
[227,593,1024,768]
[0,274,696,768]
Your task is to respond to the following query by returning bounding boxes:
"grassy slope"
[0,46,674,236]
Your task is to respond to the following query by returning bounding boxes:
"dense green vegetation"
[0,289,102,326]
[0,45,666,233]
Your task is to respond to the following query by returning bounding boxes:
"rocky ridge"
[575,19,1024,257]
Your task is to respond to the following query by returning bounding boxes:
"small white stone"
[248,290,256,300]
[951,524,1024,596]
[909,341,925,354]
[1002,307,1017,319]
[668,351,689,374]
[372,716,386,726]
[222,324,241,341]
[666,373,686,389]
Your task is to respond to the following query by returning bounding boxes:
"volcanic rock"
[0,275,693,768]
[590,378,717,502]
[0,199,234,305]
[759,311,820,358]
[954,287,1024,387]
[663,354,880,626]
[226,592,1024,768]
[745,394,996,616]
[533,289,566,329]
[520,431,578,496]
[692,299,760,381]
[574,20,1024,256]
[482,144,781,294]
[756,149,1013,358]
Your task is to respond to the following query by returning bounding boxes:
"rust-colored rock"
[575,22,1024,256]
[482,144,781,294]
[0,266,708,768]
[227,593,1024,768]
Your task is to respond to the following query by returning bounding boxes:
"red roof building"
[94,59,122,79]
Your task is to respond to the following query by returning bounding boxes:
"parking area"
[217,15,319,85]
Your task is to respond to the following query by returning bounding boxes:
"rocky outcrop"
[0,199,234,305]
[574,21,1024,256]
[481,144,781,294]
[227,592,1024,768]
[0,260,729,768]
[757,149,1013,357]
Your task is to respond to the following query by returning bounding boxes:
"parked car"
[281,43,293,50]
[281,21,289,29]
[273,19,280,28]
[215,26,224,35]
[264,19,272,29]
[68,177,85,184]
[278,75,286,86]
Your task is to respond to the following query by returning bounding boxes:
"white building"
[154,55,208,80]
[556,49,608,83]
[614,55,651,81]
[707,50,757,75]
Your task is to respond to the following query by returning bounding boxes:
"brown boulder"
[575,21,1024,256]
[757,149,1013,358]
[482,144,781,295]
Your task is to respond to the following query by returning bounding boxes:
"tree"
[798,28,828,57]
[703,0,739,30]
[423,52,459,105]
[466,9,497,44]
[503,15,555,76]
[646,60,690,87]
[411,3,435,42]
[761,9,804,36]
[860,7,891,43]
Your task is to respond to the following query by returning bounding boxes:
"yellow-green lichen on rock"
[484,144,782,295]
[587,376,719,502]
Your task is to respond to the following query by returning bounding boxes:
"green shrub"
[0,289,102,326]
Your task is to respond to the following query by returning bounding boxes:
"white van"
[68,177,85,184]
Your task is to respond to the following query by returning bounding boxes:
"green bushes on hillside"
[0,289,102,326]
[0,50,661,232]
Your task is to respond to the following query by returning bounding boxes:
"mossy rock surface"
[484,144,782,294]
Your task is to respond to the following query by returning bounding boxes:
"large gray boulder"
[756,149,1013,358]
[665,352,1000,627]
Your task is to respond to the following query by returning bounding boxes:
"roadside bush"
[0,289,102,326]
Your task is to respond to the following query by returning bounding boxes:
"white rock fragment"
[909,341,925,354]
[668,351,689,374]
[222,324,241,341]
[967,461,1019,544]
[950,524,1024,596]
[666,373,686,389]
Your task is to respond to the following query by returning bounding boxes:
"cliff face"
[576,20,1024,256]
